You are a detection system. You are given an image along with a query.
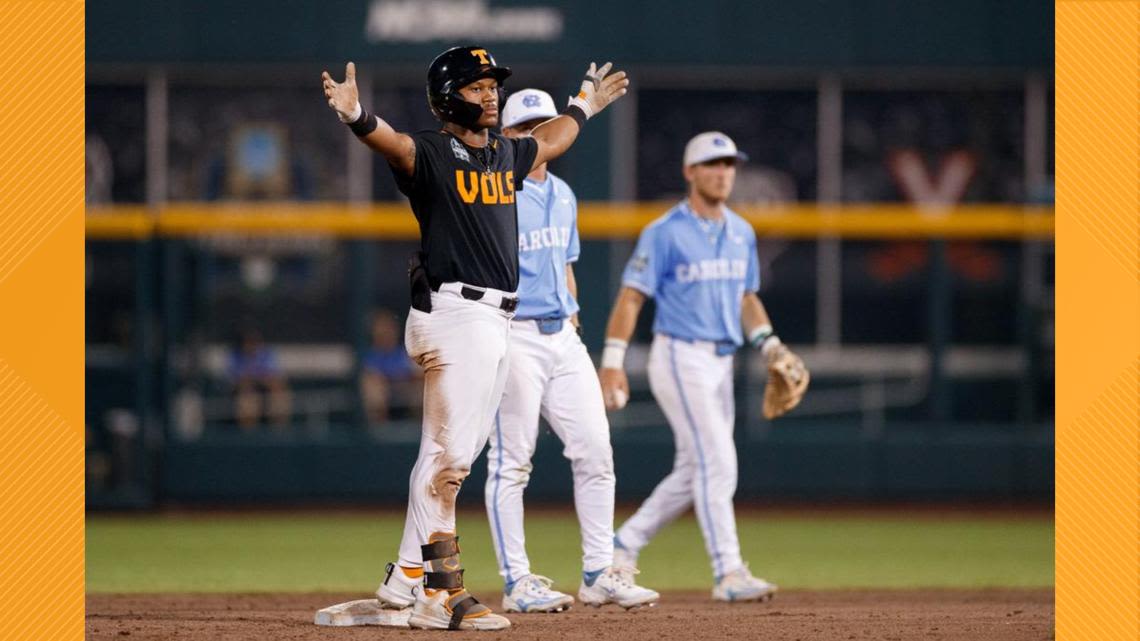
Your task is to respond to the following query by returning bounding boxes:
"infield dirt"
[87,589,1052,640]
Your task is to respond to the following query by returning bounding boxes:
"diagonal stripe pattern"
[1055,2,1140,641]
[0,2,85,641]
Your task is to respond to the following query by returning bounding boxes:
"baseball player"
[597,132,809,602]
[484,89,660,614]
[322,47,628,630]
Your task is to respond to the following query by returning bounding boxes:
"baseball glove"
[763,343,809,419]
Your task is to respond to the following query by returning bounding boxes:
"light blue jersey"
[621,201,760,346]
[514,172,581,319]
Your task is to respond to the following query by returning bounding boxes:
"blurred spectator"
[360,310,421,425]
[228,326,292,429]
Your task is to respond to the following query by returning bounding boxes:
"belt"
[433,281,519,313]
[663,333,738,356]
[516,317,565,334]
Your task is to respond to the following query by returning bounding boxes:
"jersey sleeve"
[566,189,580,263]
[391,131,432,199]
[745,228,761,292]
[510,136,539,187]
[621,224,665,298]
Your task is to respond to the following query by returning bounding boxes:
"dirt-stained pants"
[397,287,513,568]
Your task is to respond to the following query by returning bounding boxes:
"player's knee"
[429,465,470,511]
[489,460,532,488]
[571,454,615,482]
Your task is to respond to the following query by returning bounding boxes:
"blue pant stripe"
[668,339,723,578]
[490,410,513,587]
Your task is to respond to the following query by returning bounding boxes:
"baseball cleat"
[375,562,418,614]
[712,565,778,602]
[502,574,574,613]
[578,566,659,609]
[408,588,512,631]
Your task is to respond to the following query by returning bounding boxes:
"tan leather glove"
[763,343,809,419]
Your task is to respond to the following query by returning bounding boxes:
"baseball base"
[314,599,410,627]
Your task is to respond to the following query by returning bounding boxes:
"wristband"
[347,106,379,137]
[747,324,774,349]
[760,335,782,359]
[563,103,589,128]
[601,338,627,370]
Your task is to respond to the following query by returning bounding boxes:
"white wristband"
[338,102,362,124]
[567,95,593,119]
[601,338,627,369]
[747,323,774,348]
[760,335,782,358]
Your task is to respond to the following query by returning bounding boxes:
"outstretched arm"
[322,62,416,176]
[529,62,629,171]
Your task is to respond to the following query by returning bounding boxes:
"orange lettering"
[501,171,514,203]
[480,172,499,204]
[470,49,490,64]
[455,170,478,204]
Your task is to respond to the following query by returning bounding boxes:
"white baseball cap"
[683,131,749,167]
[502,89,558,129]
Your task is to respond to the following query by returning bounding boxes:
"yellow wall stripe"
[86,203,1055,240]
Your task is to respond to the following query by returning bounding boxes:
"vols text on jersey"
[455,170,516,204]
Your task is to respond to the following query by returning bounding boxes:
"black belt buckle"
[536,318,563,334]
[500,297,519,313]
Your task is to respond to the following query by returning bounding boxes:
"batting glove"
[567,62,629,119]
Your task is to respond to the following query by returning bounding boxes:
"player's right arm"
[598,222,662,410]
[322,62,416,176]
[598,286,646,410]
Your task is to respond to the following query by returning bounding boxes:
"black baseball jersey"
[393,130,539,292]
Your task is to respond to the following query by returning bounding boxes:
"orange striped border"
[1055,2,1140,641]
[0,1,85,641]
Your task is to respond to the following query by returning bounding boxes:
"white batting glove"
[567,62,629,119]
[321,62,362,123]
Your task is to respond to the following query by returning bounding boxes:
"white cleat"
[372,562,416,627]
[712,565,778,603]
[578,566,659,610]
[502,574,574,613]
[408,588,512,631]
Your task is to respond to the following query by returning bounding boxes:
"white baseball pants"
[396,287,513,569]
[485,319,616,584]
[615,334,745,579]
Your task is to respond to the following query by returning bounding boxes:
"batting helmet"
[427,45,511,130]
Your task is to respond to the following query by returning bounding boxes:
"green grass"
[86,510,1053,593]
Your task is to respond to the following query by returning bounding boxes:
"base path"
[86,589,1053,641]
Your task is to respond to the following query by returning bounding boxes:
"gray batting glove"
[567,62,629,119]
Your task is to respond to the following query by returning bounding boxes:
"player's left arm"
[742,292,810,419]
[529,62,629,171]
[566,264,580,329]
[741,292,772,337]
